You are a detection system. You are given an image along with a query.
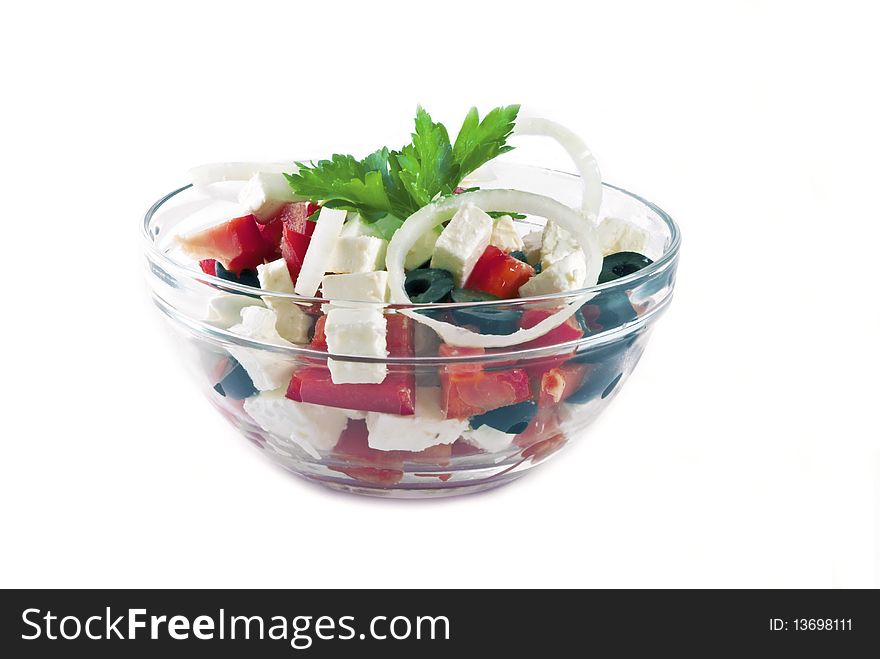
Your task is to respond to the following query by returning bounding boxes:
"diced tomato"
[178,214,268,273]
[534,362,590,407]
[310,314,328,350]
[465,245,534,299]
[198,259,217,275]
[438,343,530,418]
[385,315,415,357]
[277,202,319,236]
[288,369,416,415]
[257,219,284,260]
[280,222,311,283]
[516,308,584,351]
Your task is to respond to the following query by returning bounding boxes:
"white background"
[2,0,877,588]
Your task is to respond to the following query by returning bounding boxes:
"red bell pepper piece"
[437,344,531,418]
[516,308,584,351]
[178,214,267,273]
[464,245,534,299]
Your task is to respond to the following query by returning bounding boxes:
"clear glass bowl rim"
[143,167,680,364]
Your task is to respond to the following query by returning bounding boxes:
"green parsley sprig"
[285,105,520,221]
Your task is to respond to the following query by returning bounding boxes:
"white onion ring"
[190,162,298,188]
[514,117,602,223]
[386,189,601,348]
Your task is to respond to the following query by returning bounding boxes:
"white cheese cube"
[541,221,583,269]
[257,258,295,294]
[429,203,493,286]
[256,259,311,343]
[522,229,543,264]
[205,294,265,329]
[366,388,468,452]
[490,215,525,253]
[461,425,516,453]
[597,216,651,256]
[238,172,303,222]
[294,207,346,297]
[518,250,587,297]
[321,271,388,303]
[339,213,378,238]
[324,307,388,384]
[257,259,312,343]
[227,306,297,390]
[326,236,388,274]
[244,389,348,459]
[270,300,312,344]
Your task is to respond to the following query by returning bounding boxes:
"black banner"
[1,589,876,656]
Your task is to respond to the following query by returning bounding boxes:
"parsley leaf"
[397,107,456,208]
[487,211,527,220]
[285,105,520,224]
[452,105,520,180]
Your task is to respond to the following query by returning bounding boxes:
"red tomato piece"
[465,245,534,299]
[516,308,584,351]
[178,214,268,273]
[280,222,312,283]
[288,369,416,415]
[198,259,217,275]
[276,202,318,236]
[438,343,531,418]
[310,314,328,350]
[535,362,590,407]
[256,219,284,260]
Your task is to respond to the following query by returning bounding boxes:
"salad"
[175,106,658,480]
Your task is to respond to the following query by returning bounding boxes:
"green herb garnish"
[285,105,520,222]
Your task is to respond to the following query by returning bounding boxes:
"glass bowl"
[142,162,680,498]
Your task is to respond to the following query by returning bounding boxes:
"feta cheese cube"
[518,250,587,297]
[270,300,312,344]
[238,172,303,222]
[205,294,265,329]
[541,221,582,269]
[430,203,493,286]
[597,216,651,256]
[227,306,297,390]
[257,258,295,294]
[257,259,311,343]
[490,215,525,253]
[339,213,377,238]
[522,229,543,264]
[321,271,388,303]
[324,307,388,384]
[244,389,348,459]
[366,388,468,452]
[326,236,388,274]
[461,425,516,453]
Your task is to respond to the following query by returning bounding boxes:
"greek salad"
[177,106,655,478]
